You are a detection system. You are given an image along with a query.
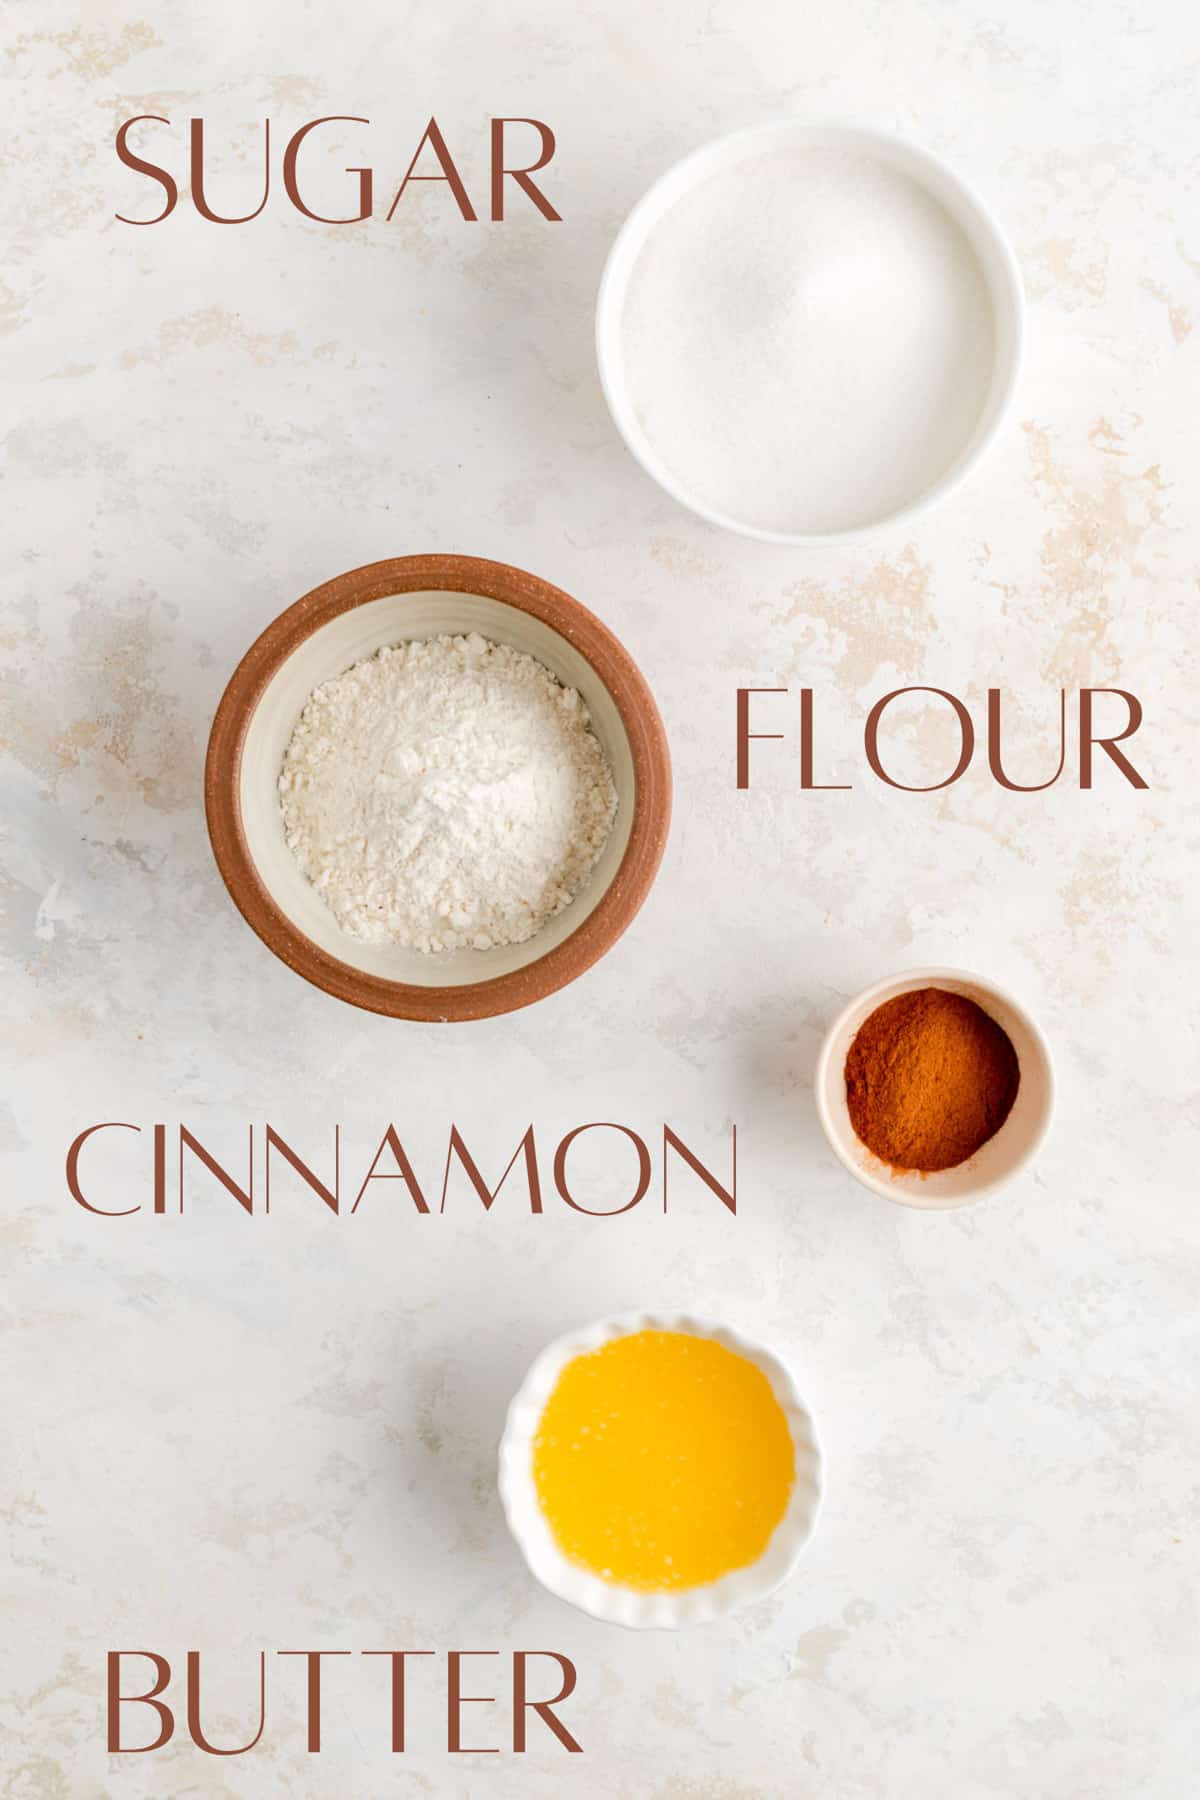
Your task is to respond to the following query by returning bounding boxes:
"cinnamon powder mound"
[844,987,1020,1173]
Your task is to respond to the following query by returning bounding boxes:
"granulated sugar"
[278,634,617,952]
[619,146,996,536]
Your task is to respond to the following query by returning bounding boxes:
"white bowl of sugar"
[597,120,1024,544]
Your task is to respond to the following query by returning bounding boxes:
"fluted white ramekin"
[498,1311,823,1629]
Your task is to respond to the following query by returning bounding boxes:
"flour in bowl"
[278,634,618,952]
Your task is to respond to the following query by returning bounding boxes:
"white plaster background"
[3,0,1198,1794]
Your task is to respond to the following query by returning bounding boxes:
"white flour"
[620,146,996,535]
[278,634,618,952]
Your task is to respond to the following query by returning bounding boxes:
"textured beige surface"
[3,0,1198,1793]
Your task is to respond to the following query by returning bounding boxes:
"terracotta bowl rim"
[204,553,672,1022]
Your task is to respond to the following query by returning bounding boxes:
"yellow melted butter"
[532,1329,795,1591]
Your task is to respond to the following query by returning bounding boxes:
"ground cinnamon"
[844,987,1019,1173]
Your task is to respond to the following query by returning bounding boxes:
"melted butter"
[532,1329,795,1591]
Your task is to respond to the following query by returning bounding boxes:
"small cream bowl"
[814,967,1055,1209]
[498,1311,823,1629]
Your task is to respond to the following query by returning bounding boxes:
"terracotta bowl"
[204,555,672,1021]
